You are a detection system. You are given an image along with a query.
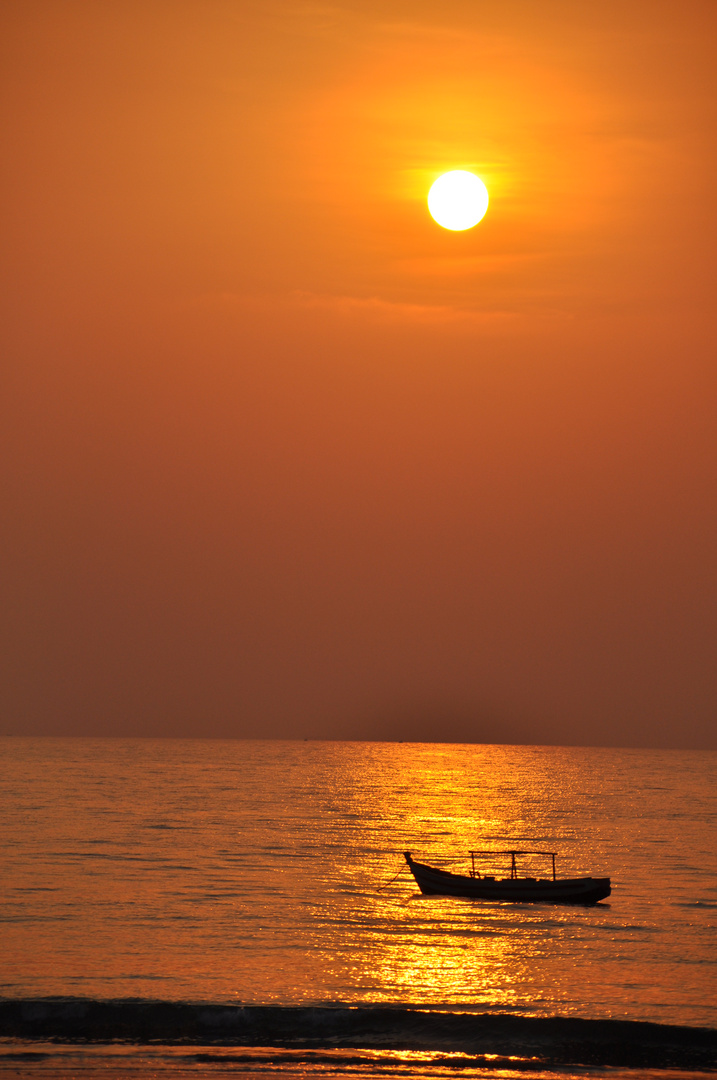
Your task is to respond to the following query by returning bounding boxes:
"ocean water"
[1,738,716,1078]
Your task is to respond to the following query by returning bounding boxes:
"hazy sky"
[2,0,716,747]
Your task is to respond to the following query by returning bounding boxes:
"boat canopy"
[468,849,558,880]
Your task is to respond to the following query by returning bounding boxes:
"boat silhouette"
[404,849,611,904]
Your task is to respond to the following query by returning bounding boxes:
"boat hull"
[404,855,611,904]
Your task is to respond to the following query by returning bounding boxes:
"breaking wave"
[0,999,715,1072]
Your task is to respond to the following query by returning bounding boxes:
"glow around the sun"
[427,171,489,231]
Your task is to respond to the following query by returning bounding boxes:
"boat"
[404,849,611,904]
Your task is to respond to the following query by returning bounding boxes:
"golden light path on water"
[364,921,518,1009]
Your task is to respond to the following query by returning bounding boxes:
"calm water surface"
[2,738,716,1030]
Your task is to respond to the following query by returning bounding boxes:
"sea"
[1,738,716,1079]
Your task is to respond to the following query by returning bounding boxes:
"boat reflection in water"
[404,849,611,904]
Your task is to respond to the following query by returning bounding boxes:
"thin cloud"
[197,289,520,328]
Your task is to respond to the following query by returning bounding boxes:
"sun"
[427,171,489,231]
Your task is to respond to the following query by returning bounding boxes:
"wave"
[0,1000,715,1071]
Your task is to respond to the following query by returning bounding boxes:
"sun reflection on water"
[350,898,519,1009]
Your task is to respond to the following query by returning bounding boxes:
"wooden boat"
[404,849,611,904]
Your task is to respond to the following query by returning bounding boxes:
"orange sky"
[2,0,716,747]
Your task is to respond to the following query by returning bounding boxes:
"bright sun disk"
[427,171,489,231]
